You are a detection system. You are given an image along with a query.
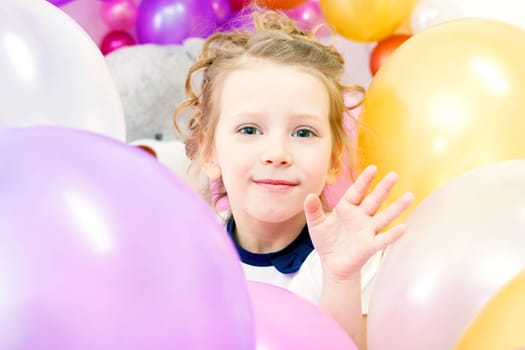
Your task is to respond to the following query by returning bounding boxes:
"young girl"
[174,9,414,349]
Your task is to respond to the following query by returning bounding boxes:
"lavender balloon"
[0,127,254,350]
[137,0,217,44]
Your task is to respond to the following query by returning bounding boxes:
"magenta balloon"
[100,30,136,55]
[247,281,357,350]
[0,126,254,350]
[137,0,217,44]
[285,0,325,32]
[100,0,138,30]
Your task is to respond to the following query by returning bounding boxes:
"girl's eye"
[239,126,261,135]
[293,128,315,138]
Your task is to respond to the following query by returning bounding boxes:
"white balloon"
[0,0,126,140]
[411,0,525,34]
[367,159,525,350]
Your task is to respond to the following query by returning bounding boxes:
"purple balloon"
[47,0,76,6]
[137,0,217,44]
[0,126,254,350]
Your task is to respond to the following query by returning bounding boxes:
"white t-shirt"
[219,212,382,314]
[241,249,382,314]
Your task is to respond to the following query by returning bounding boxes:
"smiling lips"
[254,179,298,191]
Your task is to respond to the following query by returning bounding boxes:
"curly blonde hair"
[174,8,364,207]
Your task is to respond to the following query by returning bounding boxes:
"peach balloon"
[319,0,417,42]
[356,18,525,225]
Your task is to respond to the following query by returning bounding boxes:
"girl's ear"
[326,157,343,185]
[203,158,222,180]
[326,167,340,185]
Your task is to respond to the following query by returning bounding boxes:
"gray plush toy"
[105,38,208,194]
[105,38,204,143]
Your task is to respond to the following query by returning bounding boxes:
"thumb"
[304,193,325,228]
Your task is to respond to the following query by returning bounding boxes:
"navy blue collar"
[226,217,314,274]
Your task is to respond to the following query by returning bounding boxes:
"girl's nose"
[261,140,292,166]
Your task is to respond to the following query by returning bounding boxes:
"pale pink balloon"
[367,160,525,350]
[248,281,357,350]
[101,0,138,30]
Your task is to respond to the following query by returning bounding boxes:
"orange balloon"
[355,18,525,225]
[369,34,411,76]
[455,270,525,350]
[319,0,417,42]
[256,0,307,10]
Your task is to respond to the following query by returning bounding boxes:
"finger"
[372,224,407,252]
[304,193,325,228]
[360,171,399,215]
[343,165,377,206]
[373,192,415,232]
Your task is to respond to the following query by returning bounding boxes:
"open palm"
[304,165,414,281]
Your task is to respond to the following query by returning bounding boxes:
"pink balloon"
[99,30,136,55]
[61,0,111,44]
[101,0,138,30]
[323,94,361,208]
[248,281,357,350]
[0,126,255,350]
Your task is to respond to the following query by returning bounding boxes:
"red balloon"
[257,0,307,9]
[369,34,411,76]
[229,0,250,12]
[229,0,305,11]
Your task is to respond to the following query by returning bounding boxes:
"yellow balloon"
[455,269,525,350]
[319,0,417,42]
[355,18,525,225]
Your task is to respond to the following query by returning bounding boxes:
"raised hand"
[304,165,414,281]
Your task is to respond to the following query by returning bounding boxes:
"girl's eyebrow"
[289,113,325,121]
[228,111,266,119]
[227,111,325,122]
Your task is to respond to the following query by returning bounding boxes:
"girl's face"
[205,61,335,224]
